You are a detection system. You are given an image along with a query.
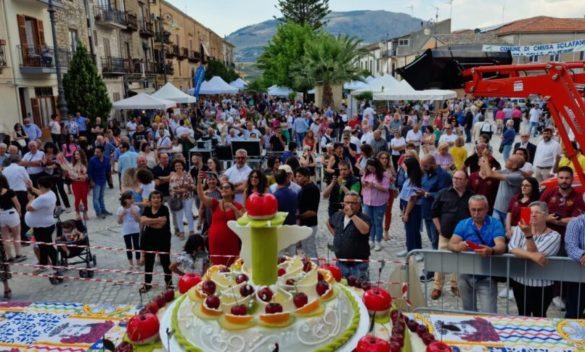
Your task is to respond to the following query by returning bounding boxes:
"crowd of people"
[0,94,584,319]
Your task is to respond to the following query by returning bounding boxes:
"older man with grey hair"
[3,155,31,243]
[223,149,252,204]
[21,141,45,187]
[0,143,7,168]
[448,195,507,313]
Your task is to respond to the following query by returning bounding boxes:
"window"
[549,53,560,62]
[528,55,539,63]
[580,51,585,61]
[398,39,409,46]
[69,29,78,53]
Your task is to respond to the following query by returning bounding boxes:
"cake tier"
[171,284,362,352]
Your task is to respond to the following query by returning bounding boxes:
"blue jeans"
[459,274,497,313]
[502,144,512,161]
[92,183,107,215]
[296,132,305,146]
[465,127,472,143]
[424,218,438,249]
[363,204,387,243]
[337,262,369,281]
[530,122,539,137]
[401,200,422,252]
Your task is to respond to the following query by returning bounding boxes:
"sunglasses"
[221,185,232,190]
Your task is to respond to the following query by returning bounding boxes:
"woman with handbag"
[169,159,195,239]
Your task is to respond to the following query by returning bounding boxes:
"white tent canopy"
[267,85,294,97]
[352,74,414,96]
[230,78,248,90]
[112,93,176,110]
[151,82,197,104]
[188,76,239,95]
[343,80,368,91]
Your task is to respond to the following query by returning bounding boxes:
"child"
[57,220,85,257]
[117,191,141,272]
[170,234,208,276]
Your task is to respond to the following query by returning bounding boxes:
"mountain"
[227,10,425,63]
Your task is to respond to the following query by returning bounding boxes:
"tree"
[275,0,331,29]
[257,21,315,92]
[62,44,111,120]
[204,58,240,83]
[293,33,368,108]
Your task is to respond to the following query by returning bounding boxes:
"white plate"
[159,286,370,352]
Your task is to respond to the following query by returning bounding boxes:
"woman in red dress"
[197,171,244,266]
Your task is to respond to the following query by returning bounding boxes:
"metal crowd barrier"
[406,249,585,317]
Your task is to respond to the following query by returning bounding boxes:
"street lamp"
[47,0,68,118]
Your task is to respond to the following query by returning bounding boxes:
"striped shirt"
[509,226,560,287]
[565,215,585,262]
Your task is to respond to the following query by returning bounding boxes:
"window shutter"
[36,19,46,47]
[31,97,42,127]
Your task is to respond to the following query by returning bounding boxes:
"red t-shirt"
[468,172,499,213]
[540,186,585,235]
[348,119,360,130]
[507,193,532,227]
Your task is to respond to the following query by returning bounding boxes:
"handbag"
[498,143,504,154]
[169,197,183,211]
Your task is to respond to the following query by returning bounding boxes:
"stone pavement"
[6,131,565,318]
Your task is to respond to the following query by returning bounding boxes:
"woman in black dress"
[139,190,172,293]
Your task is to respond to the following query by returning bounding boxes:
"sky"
[167,0,585,38]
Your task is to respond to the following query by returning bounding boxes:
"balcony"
[166,45,178,58]
[157,61,174,75]
[17,45,71,74]
[139,20,155,38]
[101,56,129,75]
[125,12,138,32]
[126,60,157,75]
[188,50,199,63]
[94,6,127,29]
[177,47,188,60]
[154,30,171,44]
[381,49,396,58]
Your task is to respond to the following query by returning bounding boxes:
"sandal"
[4,289,11,299]
[139,285,152,294]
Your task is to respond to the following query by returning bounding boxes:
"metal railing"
[94,6,127,27]
[100,56,128,74]
[17,45,71,69]
[407,249,585,318]
[126,12,138,31]
[139,20,154,37]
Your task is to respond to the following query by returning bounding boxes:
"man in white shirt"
[363,104,375,128]
[20,141,45,187]
[529,106,541,137]
[4,155,32,246]
[126,117,137,138]
[406,124,423,151]
[533,127,562,182]
[224,149,253,204]
[360,125,374,145]
[438,125,458,146]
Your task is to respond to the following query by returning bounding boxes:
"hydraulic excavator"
[463,62,585,190]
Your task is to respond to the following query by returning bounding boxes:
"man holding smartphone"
[327,191,371,280]
[448,195,507,313]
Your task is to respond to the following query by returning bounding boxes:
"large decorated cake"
[162,193,368,352]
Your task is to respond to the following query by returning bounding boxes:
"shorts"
[0,209,20,228]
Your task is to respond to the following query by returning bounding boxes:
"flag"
[193,65,205,98]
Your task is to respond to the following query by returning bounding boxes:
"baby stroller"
[53,207,97,283]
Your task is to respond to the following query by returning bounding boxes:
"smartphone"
[520,207,531,225]
[465,240,482,250]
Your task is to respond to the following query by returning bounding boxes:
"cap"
[278,164,293,174]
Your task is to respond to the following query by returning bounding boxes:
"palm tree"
[293,33,369,108]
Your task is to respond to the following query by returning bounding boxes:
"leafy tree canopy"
[204,59,240,83]
[275,0,331,29]
[257,21,315,92]
[62,44,111,120]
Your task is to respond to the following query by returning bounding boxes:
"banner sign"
[482,38,585,57]
[193,65,206,98]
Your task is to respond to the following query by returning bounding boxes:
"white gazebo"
[267,85,294,97]
[230,78,248,90]
[188,76,239,95]
[112,93,176,110]
[151,82,197,104]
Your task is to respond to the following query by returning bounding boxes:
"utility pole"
[48,0,68,119]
